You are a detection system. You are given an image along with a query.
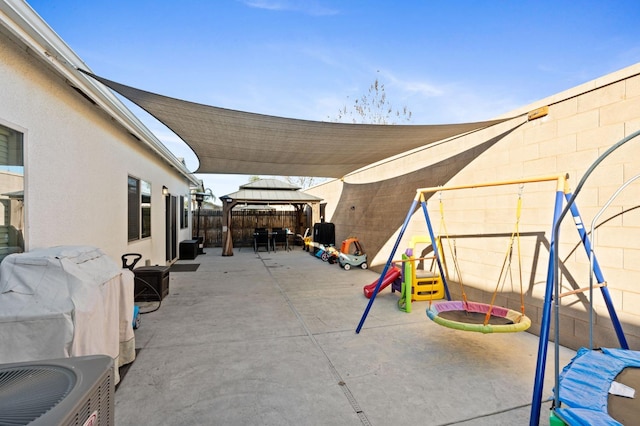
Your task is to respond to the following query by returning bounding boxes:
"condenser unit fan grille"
[0,365,76,425]
[63,371,112,426]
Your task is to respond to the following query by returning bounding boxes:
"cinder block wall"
[307,63,640,350]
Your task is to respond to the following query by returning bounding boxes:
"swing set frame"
[356,173,569,335]
[354,171,630,425]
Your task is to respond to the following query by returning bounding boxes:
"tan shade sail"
[83,71,513,178]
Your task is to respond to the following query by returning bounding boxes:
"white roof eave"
[0,0,199,186]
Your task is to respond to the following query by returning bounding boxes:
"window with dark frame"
[0,123,24,262]
[127,177,138,241]
[128,176,151,241]
[141,180,151,238]
[180,195,188,229]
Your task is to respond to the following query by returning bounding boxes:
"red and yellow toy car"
[338,237,368,270]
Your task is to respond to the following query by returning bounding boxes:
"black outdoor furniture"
[179,239,199,260]
[271,228,290,252]
[253,228,270,252]
[313,222,335,246]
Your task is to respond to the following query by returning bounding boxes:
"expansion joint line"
[259,255,372,426]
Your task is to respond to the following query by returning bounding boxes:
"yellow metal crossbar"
[414,173,569,199]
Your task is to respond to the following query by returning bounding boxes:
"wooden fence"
[192,209,302,248]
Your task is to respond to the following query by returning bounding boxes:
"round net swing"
[425,184,532,334]
[427,300,531,334]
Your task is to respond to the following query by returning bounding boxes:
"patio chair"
[253,228,270,252]
[271,228,289,252]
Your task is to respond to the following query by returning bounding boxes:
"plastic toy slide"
[363,267,401,299]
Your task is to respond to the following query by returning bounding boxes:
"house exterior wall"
[307,63,640,351]
[0,26,194,266]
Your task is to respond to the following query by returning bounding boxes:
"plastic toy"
[338,237,367,270]
[324,245,340,263]
[363,266,401,298]
[396,236,446,312]
[298,228,311,250]
[403,237,446,301]
[132,305,141,329]
[307,241,322,255]
[309,244,338,262]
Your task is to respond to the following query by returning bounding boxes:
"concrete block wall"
[307,63,640,351]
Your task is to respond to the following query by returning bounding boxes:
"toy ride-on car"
[312,243,339,263]
[338,237,368,270]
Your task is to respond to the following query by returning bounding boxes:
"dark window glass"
[127,176,139,241]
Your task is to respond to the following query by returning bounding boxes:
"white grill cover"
[0,246,135,382]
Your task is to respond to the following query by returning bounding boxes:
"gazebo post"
[220,196,236,256]
[294,204,303,240]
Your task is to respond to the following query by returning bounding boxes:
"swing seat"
[426,300,531,334]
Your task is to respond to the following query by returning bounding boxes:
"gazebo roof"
[221,179,322,205]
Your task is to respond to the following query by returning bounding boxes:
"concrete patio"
[115,246,575,425]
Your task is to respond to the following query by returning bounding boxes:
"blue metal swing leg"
[356,197,419,334]
[529,191,630,425]
[529,187,565,426]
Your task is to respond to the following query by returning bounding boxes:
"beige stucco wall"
[307,63,640,350]
[0,30,193,266]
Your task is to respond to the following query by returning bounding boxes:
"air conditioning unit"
[0,355,114,426]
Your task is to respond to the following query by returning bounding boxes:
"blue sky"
[26,0,640,198]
